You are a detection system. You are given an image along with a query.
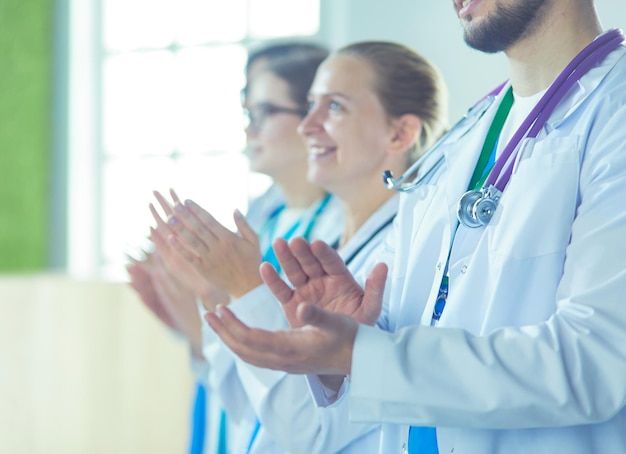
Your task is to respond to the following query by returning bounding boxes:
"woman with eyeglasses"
[166,41,448,453]
[127,44,343,454]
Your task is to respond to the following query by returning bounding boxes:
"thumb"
[234,209,259,247]
[298,303,351,332]
[359,262,387,325]
[297,303,358,376]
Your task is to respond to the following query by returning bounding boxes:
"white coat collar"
[546,45,626,133]
[441,90,504,231]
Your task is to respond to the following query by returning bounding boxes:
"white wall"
[0,275,193,453]
[319,0,626,121]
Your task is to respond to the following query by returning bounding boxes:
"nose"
[298,107,324,137]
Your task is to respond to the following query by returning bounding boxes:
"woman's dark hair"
[242,41,329,103]
[262,51,329,111]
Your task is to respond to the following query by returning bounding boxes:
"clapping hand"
[166,199,264,298]
[204,238,388,376]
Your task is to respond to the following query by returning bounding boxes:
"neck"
[506,1,602,96]
[338,182,395,247]
[275,177,326,209]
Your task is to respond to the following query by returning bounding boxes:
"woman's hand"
[126,252,179,332]
[149,190,218,301]
[166,200,264,299]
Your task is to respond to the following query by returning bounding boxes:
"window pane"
[103,0,177,51]
[103,51,177,157]
[249,0,320,37]
[175,0,248,45]
[92,0,321,279]
[175,46,247,154]
[101,153,251,276]
[172,153,250,228]
[101,156,174,270]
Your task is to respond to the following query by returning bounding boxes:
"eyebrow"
[308,92,351,102]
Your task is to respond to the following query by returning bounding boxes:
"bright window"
[68,0,320,278]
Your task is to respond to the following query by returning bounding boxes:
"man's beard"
[462,0,550,53]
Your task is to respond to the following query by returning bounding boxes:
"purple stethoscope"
[383,29,624,228]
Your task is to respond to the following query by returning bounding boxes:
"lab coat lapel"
[442,99,499,231]
[547,46,625,132]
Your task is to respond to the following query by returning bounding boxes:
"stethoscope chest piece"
[457,190,483,228]
[457,185,502,228]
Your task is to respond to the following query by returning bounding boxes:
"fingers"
[166,231,204,269]
[169,188,182,205]
[260,261,294,305]
[296,303,355,375]
[149,226,168,250]
[149,203,166,226]
[288,237,327,280]
[298,303,347,331]
[271,238,313,287]
[170,206,217,243]
[125,253,141,266]
[205,306,283,369]
[153,190,174,218]
[233,209,259,249]
[166,202,226,260]
[309,240,352,277]
[360,262,388,325]
[167,215,209,259]
[207,305,352,375]
[149,203,174,243]
[273,238,347,288]
[180,199,230,239]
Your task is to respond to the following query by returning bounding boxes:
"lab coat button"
[461,264,468,274]
[401,442,407,452]
[437,262,442,270]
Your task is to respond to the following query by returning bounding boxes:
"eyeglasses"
[243,102,308,130]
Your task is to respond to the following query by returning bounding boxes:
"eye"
[329,101,343,112]
[307,100,316,112]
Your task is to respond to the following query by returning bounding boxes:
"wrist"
[229,275,264,299]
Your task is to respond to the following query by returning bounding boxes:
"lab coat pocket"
[489,136,582,259]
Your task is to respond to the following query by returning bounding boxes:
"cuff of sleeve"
[189,355,210,384]
[348,324,389,422]
[306,374,350,408]
[228,285,291,389]
[228,284,288,330]
[201,313,236,389]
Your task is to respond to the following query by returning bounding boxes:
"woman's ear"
[387,114,422,155]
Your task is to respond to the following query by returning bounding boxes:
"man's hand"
[205,302,359,376]
[262,237,387,327]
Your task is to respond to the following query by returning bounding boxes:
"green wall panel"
[0,0,51,271]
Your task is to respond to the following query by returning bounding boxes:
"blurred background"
[1,0,624,452]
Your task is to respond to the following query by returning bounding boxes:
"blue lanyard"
[245,419,262,453]
[261,193,332,274]
[431,95,511,324]
[246,193,332,453]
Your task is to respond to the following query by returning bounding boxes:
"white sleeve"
[307,213,399,407]
[348,104,626,429]
[189,354,210,385]
[201,306,252,424]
